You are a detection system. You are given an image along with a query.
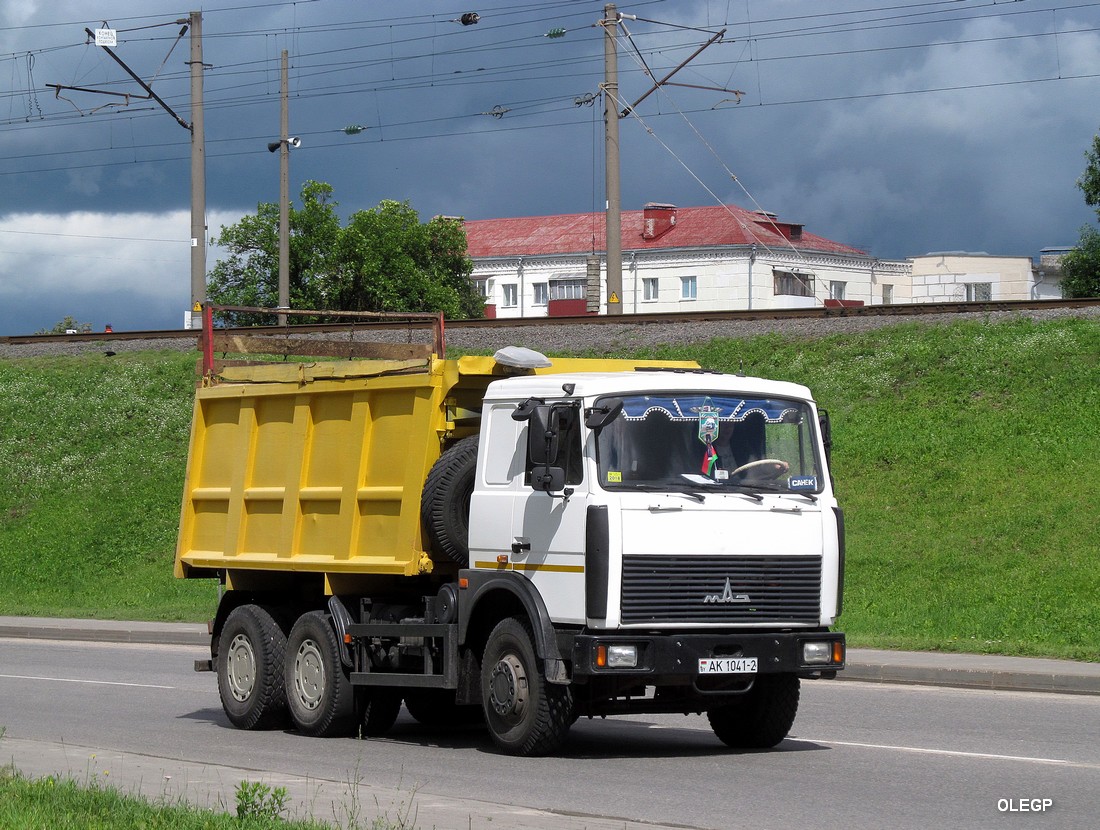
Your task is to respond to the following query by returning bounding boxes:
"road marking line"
[0,673,173,690]
[800,738,1069,766]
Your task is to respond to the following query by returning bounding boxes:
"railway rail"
[3,297,1098,346]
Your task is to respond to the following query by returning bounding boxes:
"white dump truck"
[176,307,845,755]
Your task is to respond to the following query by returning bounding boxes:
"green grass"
[0,351,214,621]
[0,768,329,830]
[1,316,1098,659]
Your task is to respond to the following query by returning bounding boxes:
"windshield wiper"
[623,482,707,502]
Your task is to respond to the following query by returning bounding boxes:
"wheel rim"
[489,653,528,719]
[226,633,257,702]
[293,638,325,711]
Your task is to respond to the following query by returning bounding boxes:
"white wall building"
[463,203,910,318]
[908,252,1065,303]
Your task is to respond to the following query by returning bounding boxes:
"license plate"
[698,657,757,674]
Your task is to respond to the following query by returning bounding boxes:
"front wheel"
[216,604,287,730]
[707,673,800,749]
[481,617,573,756]
[285,611,356,737]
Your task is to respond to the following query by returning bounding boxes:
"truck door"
[469,402,589,625]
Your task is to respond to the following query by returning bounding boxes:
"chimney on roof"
[642,203,677,240]
[753,209,802,241]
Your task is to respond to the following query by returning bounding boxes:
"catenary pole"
[189,11,206,327]
[602,4,623,315]
[279,50,290,325]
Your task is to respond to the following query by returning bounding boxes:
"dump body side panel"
[176,364,451,579]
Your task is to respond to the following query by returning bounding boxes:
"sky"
[1,0,1099,335]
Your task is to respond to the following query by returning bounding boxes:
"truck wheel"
[707,673,800,749]
[217,604,287,730]
[481,617,573,756]
[421,435,479,565]
[357,688,403,737]
[285,611,356,738]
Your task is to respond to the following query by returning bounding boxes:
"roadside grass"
[0,351,214,621]
[1,315,1097,659]
[0,771,328,830]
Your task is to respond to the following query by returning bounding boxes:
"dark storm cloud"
[1,0,1098,334]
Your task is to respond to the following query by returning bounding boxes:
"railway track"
[3,297,1098,347]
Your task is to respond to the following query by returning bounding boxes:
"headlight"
[802,641,833,664]
[596,644,639,668]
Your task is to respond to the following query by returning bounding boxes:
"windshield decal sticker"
[788,476,818,491]
[620,395,799,423]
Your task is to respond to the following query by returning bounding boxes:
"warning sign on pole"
[608,292,620,304]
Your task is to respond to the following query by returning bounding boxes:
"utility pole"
[189,11,206,328]
[278,49,290,325]
[602,4,623,315]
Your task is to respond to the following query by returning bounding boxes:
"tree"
[1077,132,1100,221]
[206,182,482,322]
[36,316,91,335]
[1066,132,1100,297]
[1060,225,1100,298]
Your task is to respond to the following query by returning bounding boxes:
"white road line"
[799,738,1070,766]
[0,673,174,690]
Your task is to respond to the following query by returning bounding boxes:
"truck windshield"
[594,393,824,495]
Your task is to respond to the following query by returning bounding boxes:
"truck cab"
[459,368,844,752]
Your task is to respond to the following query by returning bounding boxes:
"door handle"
[511,539,531,554]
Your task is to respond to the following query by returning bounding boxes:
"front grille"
[621,555,821,625]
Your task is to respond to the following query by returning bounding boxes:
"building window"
[829,281,846,301]
[550,278,586,300]
[502,284,518,308]
[882,284,893,305]
[533,283,549,306]
[965,283,992,302]
[473,279,493,300]
[774,270,814,297]
[680,276,697,300]
[642,277,659,301]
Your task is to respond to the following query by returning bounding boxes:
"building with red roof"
[462,202,910,317]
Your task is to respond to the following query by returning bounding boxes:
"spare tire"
[421,435,479,565]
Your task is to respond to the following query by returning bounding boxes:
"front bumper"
[570,630,845,680]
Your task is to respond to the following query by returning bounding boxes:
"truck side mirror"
[511,397,544,422]
[818,409,832,458]
[585,398,623,431]
[530,465,566,493]
[527,404,576,466]
[528,406,559,465]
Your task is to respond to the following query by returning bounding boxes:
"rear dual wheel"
[283,611,403,739]
[217,604,287,730]
[285,611,357,737]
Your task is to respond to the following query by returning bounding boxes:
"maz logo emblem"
[703,577,750,604]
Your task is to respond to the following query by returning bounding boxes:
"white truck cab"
[464,367,844,750]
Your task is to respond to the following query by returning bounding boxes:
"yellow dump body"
[175,353,698,589]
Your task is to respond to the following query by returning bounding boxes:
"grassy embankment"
[0,315,1097,659]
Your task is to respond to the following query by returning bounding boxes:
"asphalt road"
[2,637,1097,830]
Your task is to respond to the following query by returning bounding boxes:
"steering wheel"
[728,458,790,480]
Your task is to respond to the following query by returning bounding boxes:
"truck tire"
[217,604,287,730]
[481,617,573,756]
[358,688,403,737]
[285,611,356,738]
[707,673,800,749]
[421,435,479,565]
